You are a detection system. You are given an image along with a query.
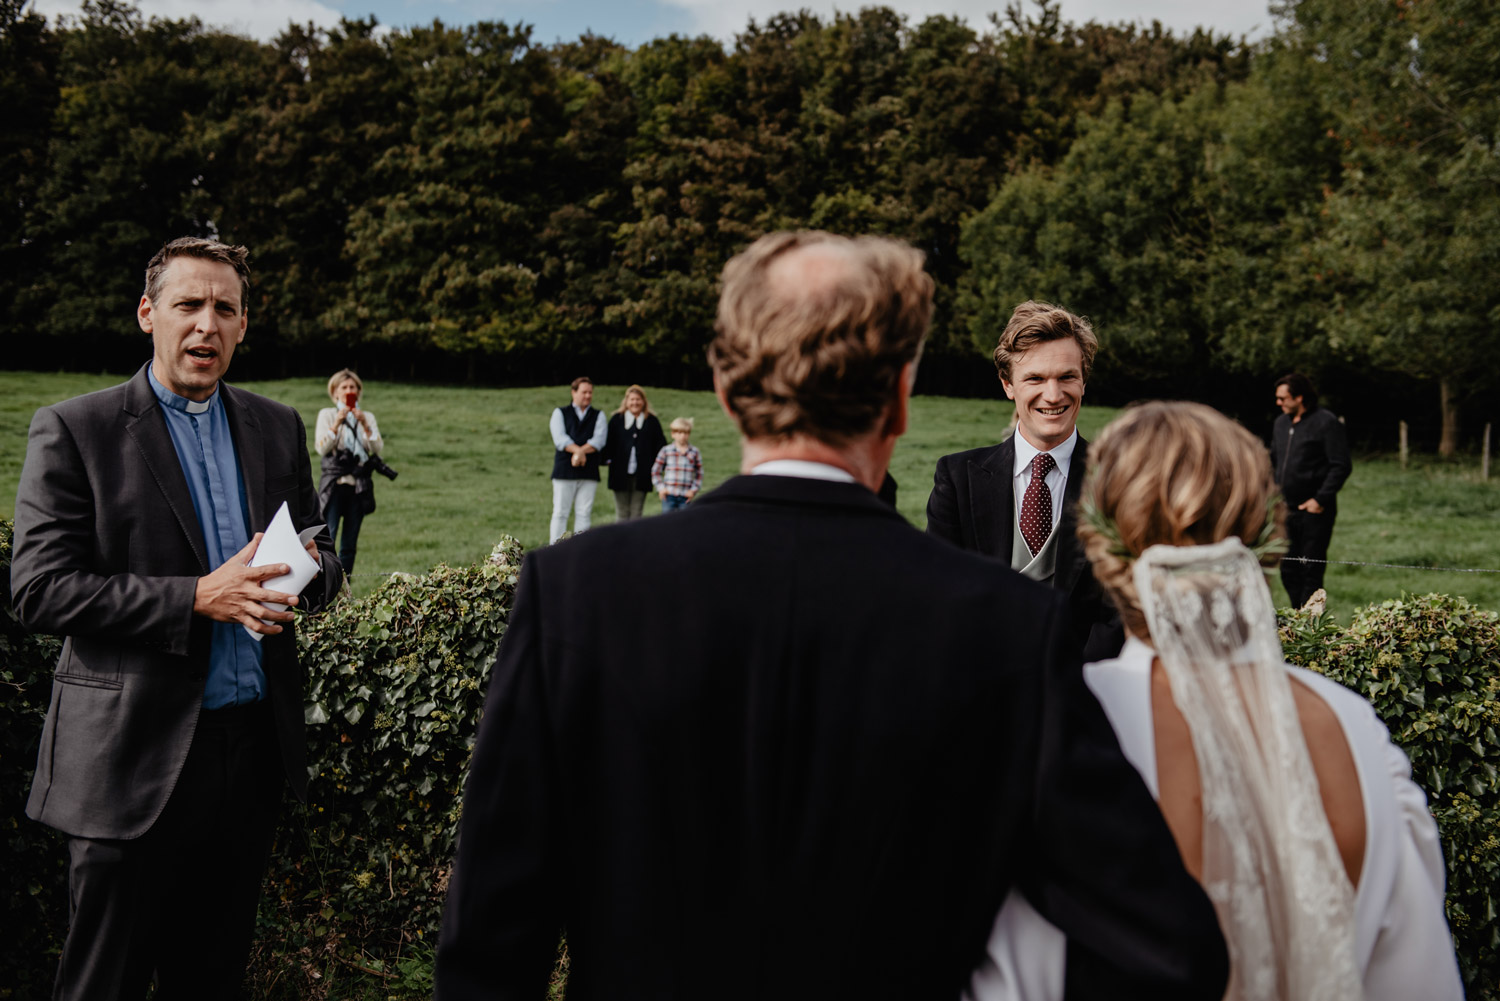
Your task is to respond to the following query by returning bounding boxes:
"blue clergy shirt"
[148,365,266,708]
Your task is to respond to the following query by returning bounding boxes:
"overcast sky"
[28,0,1278,48]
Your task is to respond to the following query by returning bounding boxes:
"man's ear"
[880,361,915,439]
[137,295,154,333]
[713,370,737,424]
[999,376,1016,401]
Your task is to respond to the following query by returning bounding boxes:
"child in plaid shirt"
[651,417,703,512]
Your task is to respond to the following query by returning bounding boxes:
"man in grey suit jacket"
[927,301,1122,663]
[11,237,343,999]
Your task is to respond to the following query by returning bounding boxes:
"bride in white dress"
[967,401,1463,1001]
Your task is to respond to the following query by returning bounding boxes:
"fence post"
[1483,422,1492,481]
[1399,420,1409,469]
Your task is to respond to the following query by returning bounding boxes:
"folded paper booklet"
[243,502,322,641]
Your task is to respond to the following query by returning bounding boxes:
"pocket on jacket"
[54,638,123,689]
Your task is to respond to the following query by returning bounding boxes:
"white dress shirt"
[621,411,644,474]
[1010,428,1076,530]
[749,459,857,483]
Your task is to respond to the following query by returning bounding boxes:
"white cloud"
[662,0,1275,45]
[29,0,348,42]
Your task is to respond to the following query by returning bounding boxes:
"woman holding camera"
[316,369,384,576]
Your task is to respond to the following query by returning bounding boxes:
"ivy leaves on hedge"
[254,537,524,994]
[1282,593,1500,996]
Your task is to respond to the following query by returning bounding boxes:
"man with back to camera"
[10,236,344,998]
[926,301,1122,662]
[1272,372,1352,609]
[547,376,607,543]
[436,232,1227,1000]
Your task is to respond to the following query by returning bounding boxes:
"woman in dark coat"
[603,384,667,522]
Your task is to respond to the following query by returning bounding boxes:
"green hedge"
[249,539,524,998]
[0,522,522,998]
[1281,594,1500,997]
[0,520,68,1000]
[1,516,1496,997]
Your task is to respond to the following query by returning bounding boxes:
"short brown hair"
[144,236,251,308]
[570,376,593,392]
[327,369,363,400]
[1275,372,1318,412]
[993,301,1097,384]
[708,231,932,444]
[1078,401,1282,642]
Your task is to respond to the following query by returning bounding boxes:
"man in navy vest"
[548,376,608,544]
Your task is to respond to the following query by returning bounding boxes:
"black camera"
[362,455,399,481]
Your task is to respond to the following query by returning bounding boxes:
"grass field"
[2,371,1498,619]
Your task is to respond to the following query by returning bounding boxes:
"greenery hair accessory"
[1079,492,1287,564]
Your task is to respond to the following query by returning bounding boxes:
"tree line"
[1,0,1494,450]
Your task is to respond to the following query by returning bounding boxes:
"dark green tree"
[215,17,403,363]
[17,0,263,360]
[1282,0,1500,454]
[329,21,570,375]
[0,0,61,348]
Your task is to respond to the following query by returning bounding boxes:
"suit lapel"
[221,384,268,531]
[122,366,210,573]
[968,438,1014,559]
[1055,436,1089,594]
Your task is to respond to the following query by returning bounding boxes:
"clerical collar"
[147,364,217,415]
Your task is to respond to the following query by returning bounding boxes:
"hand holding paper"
[242,502,323,640]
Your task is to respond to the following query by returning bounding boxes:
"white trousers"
[550,479,598,544]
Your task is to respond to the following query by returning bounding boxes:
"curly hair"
[1078,401,1284,642]
[707,231,932,445]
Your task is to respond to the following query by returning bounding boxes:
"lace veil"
[1133,537,1361,1001]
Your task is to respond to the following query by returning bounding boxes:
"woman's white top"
[966,636,1464,1001]
[315,407,383,486]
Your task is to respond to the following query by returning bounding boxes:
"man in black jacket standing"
[1272,373,1353,608]
[436,233,1227,1001]
[925,301,1122,663]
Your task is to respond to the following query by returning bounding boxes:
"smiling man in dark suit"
[436,234,1225,1000]
[11,236,343,999]
[926,301,1122,663]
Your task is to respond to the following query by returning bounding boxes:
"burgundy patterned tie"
[1020,452,1055,557]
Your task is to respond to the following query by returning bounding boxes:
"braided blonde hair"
[1078,401,1284,642]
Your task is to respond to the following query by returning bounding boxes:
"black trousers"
[324,482,366,576]
[53,701,284,1001]
[1282,507,1337,609]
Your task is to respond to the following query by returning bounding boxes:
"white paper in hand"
[243,501,322,640]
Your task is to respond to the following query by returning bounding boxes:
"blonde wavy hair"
[615,384,655,416]
[707,231,932,445]
[327,368,363,401]
[1078,401,1283,642]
